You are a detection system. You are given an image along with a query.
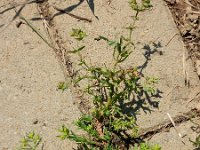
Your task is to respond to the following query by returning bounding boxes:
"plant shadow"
[118,89,163,120]
[51,0,98,20]
[119,41,164,120]
[0,0,98,26]
[86,0,98,19]
[51,0,85,19]
[138,41,163,74]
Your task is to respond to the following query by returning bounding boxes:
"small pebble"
[33,119,38,125]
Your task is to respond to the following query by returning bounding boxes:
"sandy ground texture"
[0,0,200,150]
[0,0,80,150]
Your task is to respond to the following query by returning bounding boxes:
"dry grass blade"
[167,113,185,145]
[16,9,54,49]
[182,46,187,85]
[165,33,178,46]
[36,3,52,44]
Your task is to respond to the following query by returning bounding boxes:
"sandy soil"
[0,0,80,149]
[0,0,200,150]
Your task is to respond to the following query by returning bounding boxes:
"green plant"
[59,29,160,149]
[71,28,87,41]
[129,0,153,18]
[94,35,134,66]
[190,135,200,148]
[57,81,69,91]
[129,0,152,11]
[134,143,161,150]
[17,131,41,150]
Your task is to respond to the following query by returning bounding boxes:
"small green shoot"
[142,0,152,9]
[17,131,41,150]
[58,125,97,147]
[94,35,134,66]
[143,77,159,95]
[129,0,153,18]
[57,82,68,91]
[134,143,161,150]
[57,125,70,140]
[129,0,139,11]
[71,28,87,41]
[129,0,152,11]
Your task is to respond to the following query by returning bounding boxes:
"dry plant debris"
[165,0,200,77]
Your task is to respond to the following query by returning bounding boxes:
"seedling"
[94,35,134,66]
[129,0,152,11]
[71,28,87,41]
[17,131,41,150]
[129,0,153,18]
[143,77,159,95]
[133,143,161,150]
[57,82,68,91]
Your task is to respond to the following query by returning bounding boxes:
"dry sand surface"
[0,0,200,150]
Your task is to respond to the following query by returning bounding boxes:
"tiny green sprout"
[142,0,152,9]
[17,131,41,150]
[134,143,161,150]
[71,28,87,41]
[94,36,133,65]
[129,0,139,11]
[57,82,68,91]
[58,125,97,146]
[143,77,159,95]
[129,0,152,11]
[57,125,70,140]
[126,24,135,40]
[129,0,153,18]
